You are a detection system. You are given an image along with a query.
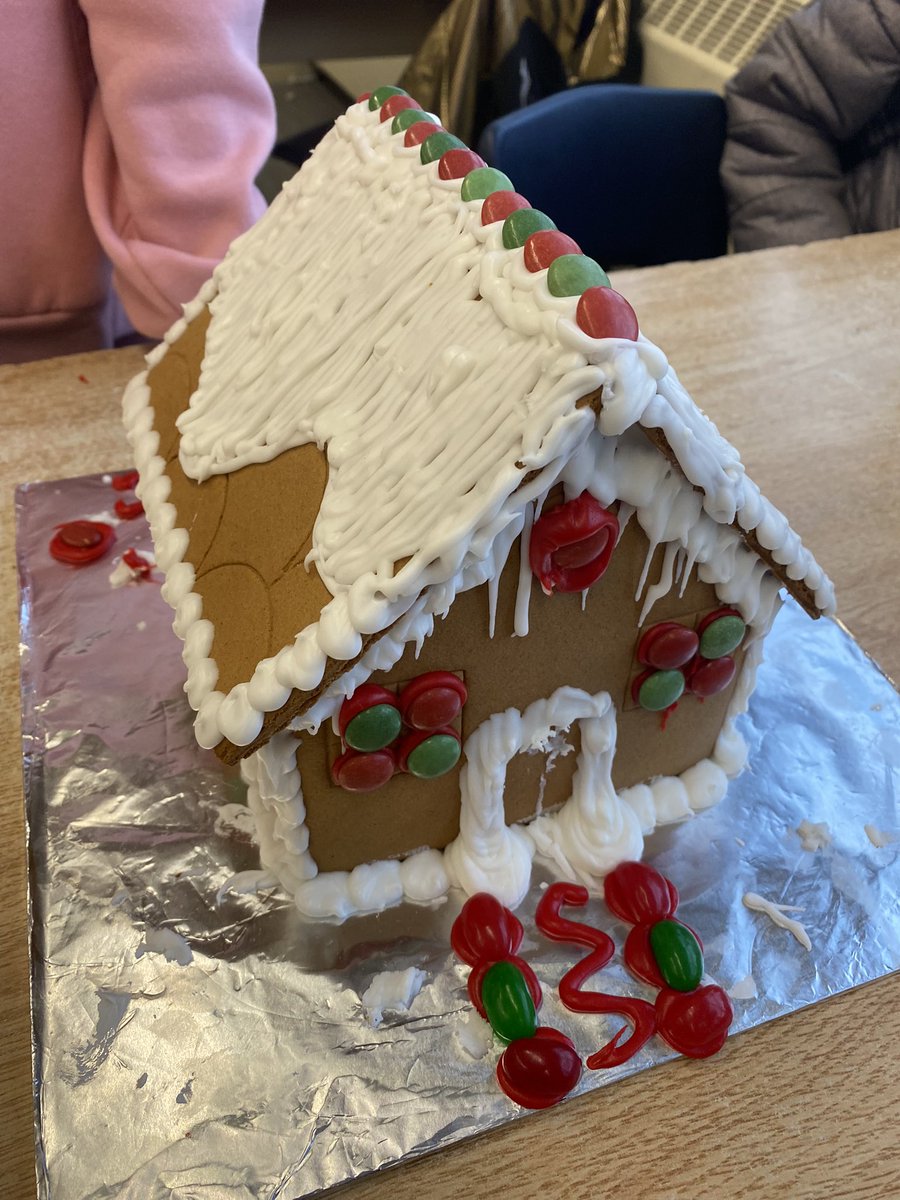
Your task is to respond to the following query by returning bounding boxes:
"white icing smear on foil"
[743,891,813,951]
[122,98,834,753]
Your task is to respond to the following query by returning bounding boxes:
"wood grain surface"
[2,231,898,1200]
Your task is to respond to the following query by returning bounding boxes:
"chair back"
[477,84,728,267]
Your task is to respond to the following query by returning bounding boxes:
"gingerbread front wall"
[300,522,742,873]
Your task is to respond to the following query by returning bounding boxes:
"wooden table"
[2,231,898,1199]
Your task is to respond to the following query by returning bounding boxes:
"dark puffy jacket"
[721,0,900,251]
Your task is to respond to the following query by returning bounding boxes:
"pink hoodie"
[1,0,275,364]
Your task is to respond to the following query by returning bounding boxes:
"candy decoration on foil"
[529,492,619,595]
[536,882,657,1068]
[49,519,115,566]
[121,547,153,580]
[604,861,733,1058]
[451,893,580,1108]
[111,470,139,492]
[114,498,144,520]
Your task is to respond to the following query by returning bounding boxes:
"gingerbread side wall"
[299,521,743,873]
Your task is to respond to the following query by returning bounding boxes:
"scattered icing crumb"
[361,967,427,1028]
[456,1010,493,1060]
[735,837,746,847]
[136,927,193,965]
[796,820,832,852]
[216,869,278,905]
[109,560,135,589]
[84,509,121,526]
[865,824,899,848]
[136,620,147,632]
[743,892,812,952]
[101,474,112,484]
[727,973,758,1001]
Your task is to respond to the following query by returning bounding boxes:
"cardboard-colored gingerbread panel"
[302,520,741,873]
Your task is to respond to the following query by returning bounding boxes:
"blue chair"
[477,84,728,268]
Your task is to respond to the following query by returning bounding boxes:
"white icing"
[361,967,428,1028]
[796,819,832,852]
[135,928,193,966]
[864,824,899,848]
[727,973,759,1000]
[743,891,812,951]
[122,99,833,754]
[455,1011,494,1060]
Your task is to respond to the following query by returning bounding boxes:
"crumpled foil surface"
[16,474,900,1200]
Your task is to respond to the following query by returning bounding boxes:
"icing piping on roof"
[122,97,834,755]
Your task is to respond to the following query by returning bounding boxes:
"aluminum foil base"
[16,474,900,1200]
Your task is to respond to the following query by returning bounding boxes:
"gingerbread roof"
[123,89,834,761]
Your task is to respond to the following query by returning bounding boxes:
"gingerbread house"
[123,88,834,919]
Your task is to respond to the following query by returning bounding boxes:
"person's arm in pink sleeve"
[80,0,276,338]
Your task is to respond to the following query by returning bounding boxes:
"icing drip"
[743,891,812,951]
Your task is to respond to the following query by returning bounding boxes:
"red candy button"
[655,985,733,1058]
[576,286,639,340]
[122,547,153,579]
[356,91,371,103]
[637,621,699,670]
[111,470,139,492]
[529,492,619,594]
[603,861,679,926]
[686,654,736,697]
[523,230,581,273]
[331,747,396,793]
[497,1027,582,1109]
[399,671,467,730]
[438,148,486,179]
[481,190,531,226]
[380,94,419,121]
[49,520,115,565]
[403,121,443,147]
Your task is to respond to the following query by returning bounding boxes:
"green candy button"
[502,208,556,249]
[649,919,704,992]
[547,254,611,297]
[700,614,746,659]
[460,166,513,201]
[406,733,461,779]
[420,131,466,164]
[344,704,402,752]
[481,960,538,1044]
[368,85,407,110]
[638,669,685,712]
[391,108,430,134]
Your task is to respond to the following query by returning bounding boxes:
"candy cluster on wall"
[632,607,747,717]
[332,672,467,792]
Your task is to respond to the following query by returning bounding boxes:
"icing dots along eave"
[122,95,834,754]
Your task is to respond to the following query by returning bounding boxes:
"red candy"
[603,861,678,926]
[637,621,699,670]
[686,654,736,697]
[114,498,144,520]
[356,91,371,103]
[523,230,581,273]
[399,671,467,731]
[451,892,542,1018]
[330,746,396,793]
[536,883,657,1070]
[655,985,733,1058]
[529,492,619,595]
[111,470,139,492]
[122,547,153,579]
[404,121,443,147]
[480,190,530,226]
[576,286,639,340]
[49,520,115,565]
[497,1027,582,1109]
[380,94,419,121]
[438,148,486,179]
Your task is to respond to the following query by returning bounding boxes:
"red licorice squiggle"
[536,882,657,1069]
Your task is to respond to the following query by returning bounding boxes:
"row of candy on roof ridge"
[359,84,639,343]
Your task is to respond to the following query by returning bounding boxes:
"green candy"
[699,614,746,659]
[481,960,538,1044]
[368,85,407,110]
[638,669,685,712]
[547,254,611,297]
[501,208,556,249]
[420,131,466,164]
[391,108,430,134]
[344,704,402,752]
[460,166,514,201]
[406,733,461,779]
[649,919,704,992]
